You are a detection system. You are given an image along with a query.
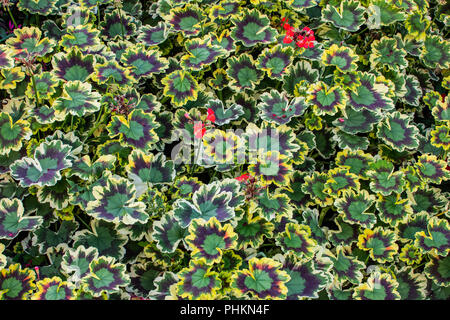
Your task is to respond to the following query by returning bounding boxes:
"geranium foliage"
[0,0,449,302]
[231,257,290,299]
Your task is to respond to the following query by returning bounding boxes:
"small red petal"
[236,173,250,182]
[206,108,216,122]
[207,114,216,123]
[283,23,292,31]
[283,36,293,44]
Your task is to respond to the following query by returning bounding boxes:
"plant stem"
[75,212,91,230]
[161,96,170,104]
[83,105,105,143]
[191,137,202,171]
[3,238,14,249]
[415,261,427,269]
[211,169,217,182]
[91,110,104,131]
[119,8,125,39]
[189,162,197,175]
[200,20,205,37]
[435,210,448,217]
[97,2,101,29]
[29,71,40,108]
[352,26,367,38]
[5,5,17,29]
[70,115,74,131]
[318,208,329,226]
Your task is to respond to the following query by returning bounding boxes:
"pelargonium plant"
[0,0,449,302]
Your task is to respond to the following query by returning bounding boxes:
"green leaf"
[230,9,277,47]
[231,257,290,299]
[0,198,42,240]
[82,256,130,297]
[357,227,399,263]
[185,217,237,264]
[321,0,366,32]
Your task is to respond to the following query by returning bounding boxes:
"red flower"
[280,18,315,49]
[206,108,216,123]
[194,122,206,139]
[283,35,293,44]
[236,173,250,182]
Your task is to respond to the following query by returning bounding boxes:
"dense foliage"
[0,0,449,300]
